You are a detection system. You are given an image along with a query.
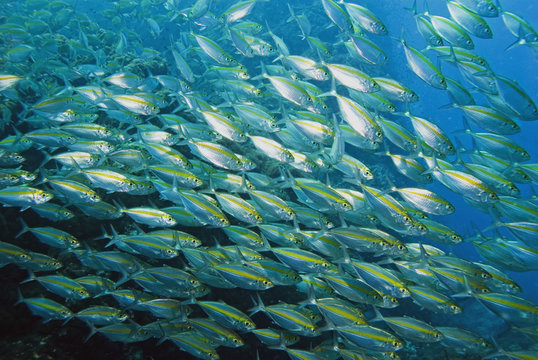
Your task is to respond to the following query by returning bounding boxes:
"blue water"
[86,0,538,340]
[1,0,537,359]
[84,0,538,316]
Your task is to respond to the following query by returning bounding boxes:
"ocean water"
[0,0,537,359]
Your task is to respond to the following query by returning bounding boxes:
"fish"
[16,219,79,249]
[213,263,274,290]
[429,14,475,49]
[447,1,493,39]
[0,185,53,209]
[343,2,388,35]
[454,0,498,17]
[371,308,444,343]
[425,156,499,203]
[192,32,239,66]
[361,183,427,235]
[321,0,353,34]
[272,247,334,274]
[0,241,31,267]
[16,290,73,322]
[336,325,403,352]
[118,207,177,228]
[197,300,256,332]
[0,0,537,359]
[390,186,455,216]
[249,294,319,336]
[75,305,128,325]
[324,62,380,93]
[400,38,447,89]
[21,271,90,299]
[214,191,263,224]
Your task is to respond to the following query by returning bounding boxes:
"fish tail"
[19,269,36,284]
[15,217,30,239]
[247,292,265,316]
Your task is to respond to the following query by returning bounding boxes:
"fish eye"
[403,216,411,222]
[450,305,459,312]
[392,341,399,347]
[263,280,270,285]
[398,244,406,250]
[434,332,442,339]
[307,97,312,102]
[390,297,398,303]
[255,215,262,221]
[376,131,382,137]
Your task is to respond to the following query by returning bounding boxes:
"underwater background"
[0,0,537,359]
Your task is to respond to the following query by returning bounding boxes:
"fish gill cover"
[0,0,537,359]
